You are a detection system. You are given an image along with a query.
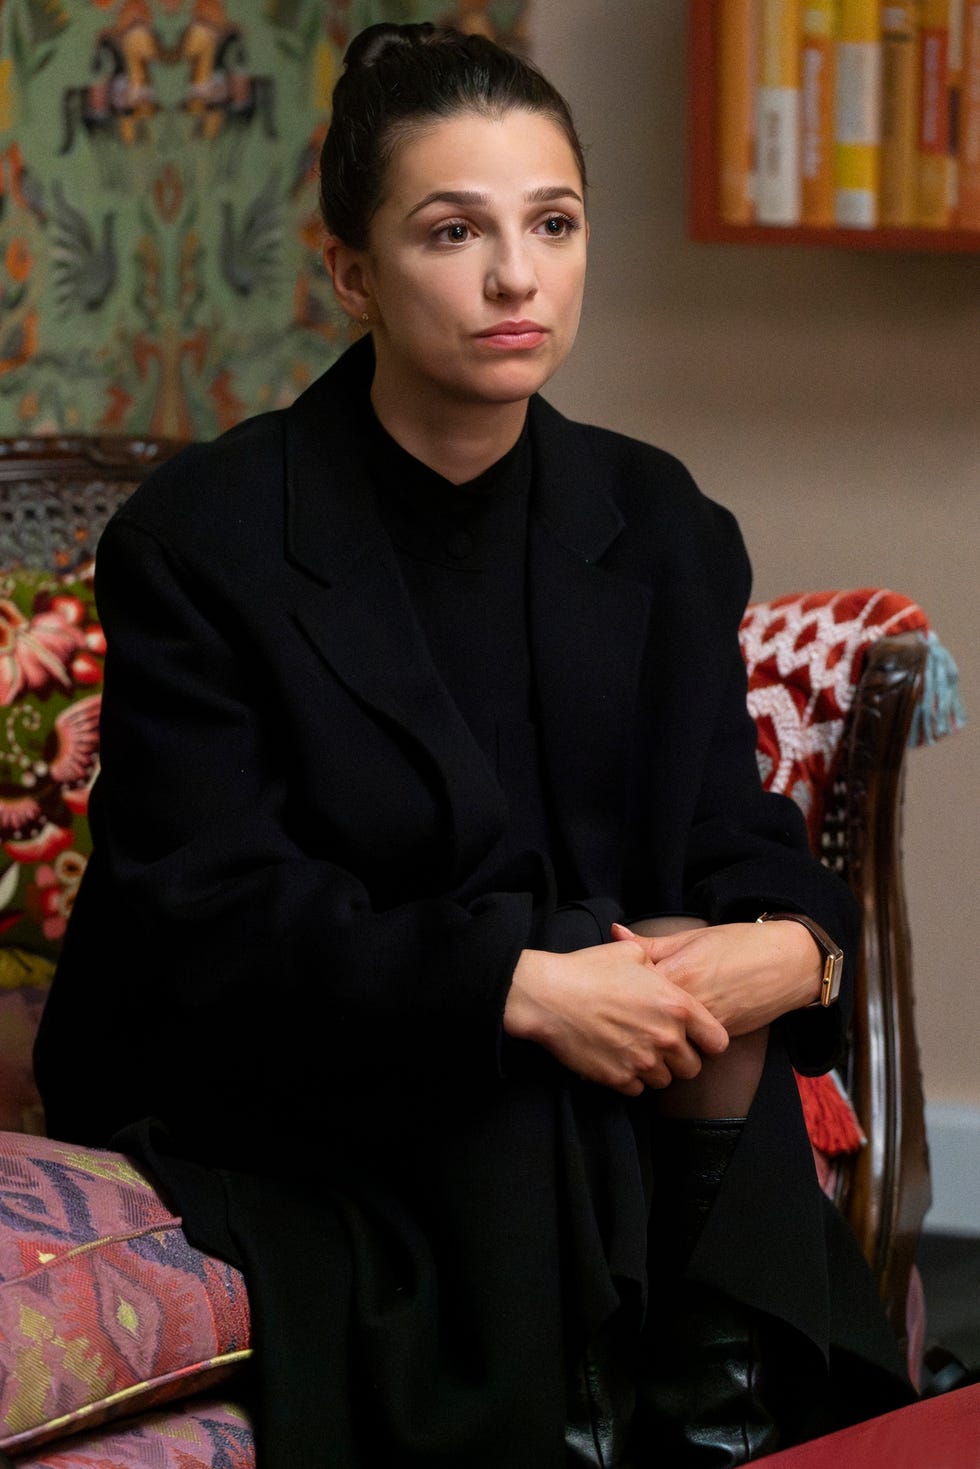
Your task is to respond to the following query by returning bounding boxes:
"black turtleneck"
[364,403,556,894]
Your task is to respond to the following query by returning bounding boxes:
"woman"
[36,23,914,1468]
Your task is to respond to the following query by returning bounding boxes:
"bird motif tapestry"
[0,0,530,439]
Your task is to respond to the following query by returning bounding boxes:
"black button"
[447,530,474,559]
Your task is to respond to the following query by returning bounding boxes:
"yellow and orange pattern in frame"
[0,0,530,439]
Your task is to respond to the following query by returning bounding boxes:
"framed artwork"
[0,0,530,438]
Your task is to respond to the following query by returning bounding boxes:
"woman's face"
[357,108,588,412]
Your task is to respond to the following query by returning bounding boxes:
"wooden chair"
[0,435,940,1458]
[0,436,935,1335]
[824,630,932,1357]
[0,435,181,566]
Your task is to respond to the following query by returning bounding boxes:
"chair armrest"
[826,633,932,1351]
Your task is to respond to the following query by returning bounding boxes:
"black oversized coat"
[36,338,911,1466]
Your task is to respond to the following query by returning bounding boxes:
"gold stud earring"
[361,311,370,323]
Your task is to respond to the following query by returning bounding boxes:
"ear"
[322,236,373,323]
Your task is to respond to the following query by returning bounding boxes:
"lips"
[474,320,549,349]
[475,320,547,337]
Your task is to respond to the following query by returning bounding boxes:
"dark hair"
[319,22,587,249]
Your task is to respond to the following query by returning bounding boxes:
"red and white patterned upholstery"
[740,588,931,845]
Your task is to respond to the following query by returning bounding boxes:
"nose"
[484,230,538,302]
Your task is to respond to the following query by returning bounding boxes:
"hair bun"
[343,22,436,71]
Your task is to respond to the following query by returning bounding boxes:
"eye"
[536,213,581,239]
[433,220,473,244]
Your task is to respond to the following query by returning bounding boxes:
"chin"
[457,357,561,405]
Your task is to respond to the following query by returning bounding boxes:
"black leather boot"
[565,1318,637,1468]
[637,1278,784,1466]
[633,1118,791,1466]
[647,1117,745,1265]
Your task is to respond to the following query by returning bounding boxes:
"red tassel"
[795,1070,866,1157]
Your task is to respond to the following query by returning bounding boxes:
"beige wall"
[531,1,980,1105]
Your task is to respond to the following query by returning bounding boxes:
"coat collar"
[283,335,626,587]
[283,339,506,879]
[282,339,652,896]
[283,335,388,588]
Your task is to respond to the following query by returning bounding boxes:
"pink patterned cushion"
[739,588,928,844]
[0,1133,251,1455]
[13,1396,253,1467]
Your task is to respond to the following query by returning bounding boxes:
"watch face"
[823,952,844,1005]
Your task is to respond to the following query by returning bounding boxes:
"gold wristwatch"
[756,912,843,1008]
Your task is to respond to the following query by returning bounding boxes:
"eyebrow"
[406,185,584,218]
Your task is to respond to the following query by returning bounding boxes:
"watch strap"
[755,911,843,1008]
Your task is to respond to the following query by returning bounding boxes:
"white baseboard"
[924,1103,980,1237]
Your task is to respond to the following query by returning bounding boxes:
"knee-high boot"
[565,1319,637,1469]
[634,1117,821,1467]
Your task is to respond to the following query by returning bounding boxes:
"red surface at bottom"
[758,1383,980,1467]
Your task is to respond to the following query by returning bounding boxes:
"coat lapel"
[281,341,654,898]
[526,396,654,897]
[282,340,507,879]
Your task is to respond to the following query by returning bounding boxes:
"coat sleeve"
[37,516,551,1152]
[678,506,860,1074]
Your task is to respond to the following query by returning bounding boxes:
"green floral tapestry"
[0,0,529,439]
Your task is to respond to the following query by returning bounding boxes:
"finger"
[611,922,703,963]
[643,930,704,961]
[684,998,730,1056]
[610,924,658,961]
[637,1062,673,1090]
[610,923,675,958]
[660,1041,704,1083]
[611,923,653,956]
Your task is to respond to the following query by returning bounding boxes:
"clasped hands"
[503,918,823,1098]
